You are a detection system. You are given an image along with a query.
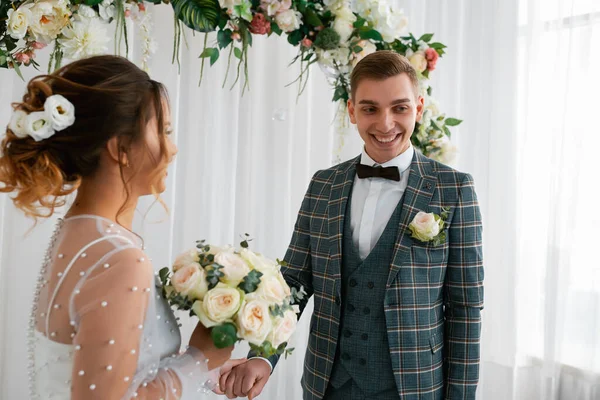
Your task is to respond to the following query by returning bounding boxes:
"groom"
[219,51,484,400]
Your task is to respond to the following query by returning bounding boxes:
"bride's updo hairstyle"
[0,55,170,219]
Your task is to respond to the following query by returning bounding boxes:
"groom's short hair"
[350,51,419,100]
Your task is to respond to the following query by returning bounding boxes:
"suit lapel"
[328,156,359,298]
[387,152,437,287]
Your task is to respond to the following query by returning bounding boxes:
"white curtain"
[1,0,599,399]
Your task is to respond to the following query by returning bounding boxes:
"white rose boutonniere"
[408,207,450,245]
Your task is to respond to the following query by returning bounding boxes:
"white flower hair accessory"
[8,94,76,142]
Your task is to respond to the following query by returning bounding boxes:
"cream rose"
[236,296,272,345]
[255,273,290,304]
[44,95,75,131]
[409,51,428,74]
[269,309,297,348]
[239,248,279,275]
[29,0,71,44]
[409,211,441,242]
[214,252,250,285]
[7,6,32,40]
[171,263,209,300]
[275,9,302,33]
[173,249,200,272]
[193,285,242,328]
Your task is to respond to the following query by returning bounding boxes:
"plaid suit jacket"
[269,151,484,400]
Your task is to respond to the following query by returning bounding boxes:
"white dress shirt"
[350,146,414,259]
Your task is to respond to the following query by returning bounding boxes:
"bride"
[0,55,241,399]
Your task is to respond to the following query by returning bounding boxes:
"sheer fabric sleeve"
[69,247,218,400]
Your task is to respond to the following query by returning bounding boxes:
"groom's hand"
[217,358,271,399]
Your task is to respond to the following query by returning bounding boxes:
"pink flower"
[14,52,30,65]
[249,13,271,35]
[124,9,131,17]
[31,42,47,50]
[231,32,242,41]
[425,48,439,71]
[138,2,146,11]
[301,38,313,48]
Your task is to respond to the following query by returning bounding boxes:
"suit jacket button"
[343,329,352,338]
[359,358,366,366]
[349,279,357,287]
[363,307,370,315]
[341,353,351,361]
[347,304,355,312]
[367,282,374,289]
[361,333,368,341]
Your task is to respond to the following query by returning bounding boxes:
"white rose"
[77,4,97,19]
[239,248,278,275]
[371,3,408,43]
[7,6,32,40]
[333,6,356,43]
[254,273,290,304]
[9,110,29,138]
[215,252,250,285]
[98,0,115,21]
[409,211,441,242]
[352,40,377,67]
[408,51,428,73]
[29,0,71,44]
[24,111,55,142]
[171,263,209,300]
[192,285,243,328]
[173,249,200,272]
[268,309,298,348]
[44,95,75,131]
[206,244,234,256]
[275,9,302,33]
[429,136,457,165]
[236,295,272,345]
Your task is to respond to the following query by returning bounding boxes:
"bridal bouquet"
[159,237,304,359]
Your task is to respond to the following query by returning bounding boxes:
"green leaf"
[287,29,304,46]
[206,264,225,289]
[83,0,103,5]
[269,22,282,36]
[5,39,17,52]
[332,85,348,102]
[353,17,367,28]
[171,0,221,33]
[238,270,263,294]
[427,86,432,96]
[443,125,452,138]
[211,323,238,348]
[234,47,243,59]
[444,118,463,127]
[418,33,434,42]
[359,29,383,42]
[422,69,430,79]
[199,47,219,65]
[428,42,447,50]
[217,29,233,49]
[12,60,24,80]
[305,8,323,27]
[352,46,363,53]
[159,267,170,286]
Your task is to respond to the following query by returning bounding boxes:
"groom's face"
[348,73,423,164]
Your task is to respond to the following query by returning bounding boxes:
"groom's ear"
[348,99,357,124]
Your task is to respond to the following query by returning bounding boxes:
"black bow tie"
[356,164,401,181]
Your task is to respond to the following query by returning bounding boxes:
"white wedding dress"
[28,215,218,399]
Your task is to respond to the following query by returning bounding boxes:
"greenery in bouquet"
[158,236,306,359]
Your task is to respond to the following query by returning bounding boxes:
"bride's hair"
[0,55,170,219]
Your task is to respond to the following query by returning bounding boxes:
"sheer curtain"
[1,1,599,399]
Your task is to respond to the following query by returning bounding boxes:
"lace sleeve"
[69,247,217,400]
